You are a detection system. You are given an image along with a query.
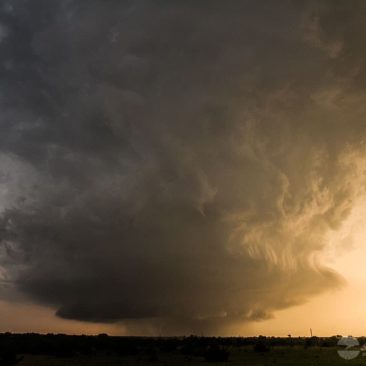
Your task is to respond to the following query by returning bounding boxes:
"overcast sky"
[1,0,366,336]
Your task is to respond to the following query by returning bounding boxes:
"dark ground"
[0,333,362,365]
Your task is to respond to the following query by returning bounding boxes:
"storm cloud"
[0,0,366,334]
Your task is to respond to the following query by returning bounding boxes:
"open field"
[14,347,366,366]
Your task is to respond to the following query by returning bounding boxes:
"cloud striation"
[0,0,366,334]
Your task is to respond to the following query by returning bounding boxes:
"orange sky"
[242,198,366,337]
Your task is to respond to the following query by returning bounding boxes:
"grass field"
[13,346,366,366]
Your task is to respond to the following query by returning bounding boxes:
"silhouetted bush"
[304,336,319,349]
[180,336,206,357]
[204,345,229,362]
[253,338,270,353]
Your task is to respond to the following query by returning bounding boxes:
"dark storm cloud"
[0,0,365,334]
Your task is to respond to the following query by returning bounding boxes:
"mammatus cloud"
[0,0,366,334]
